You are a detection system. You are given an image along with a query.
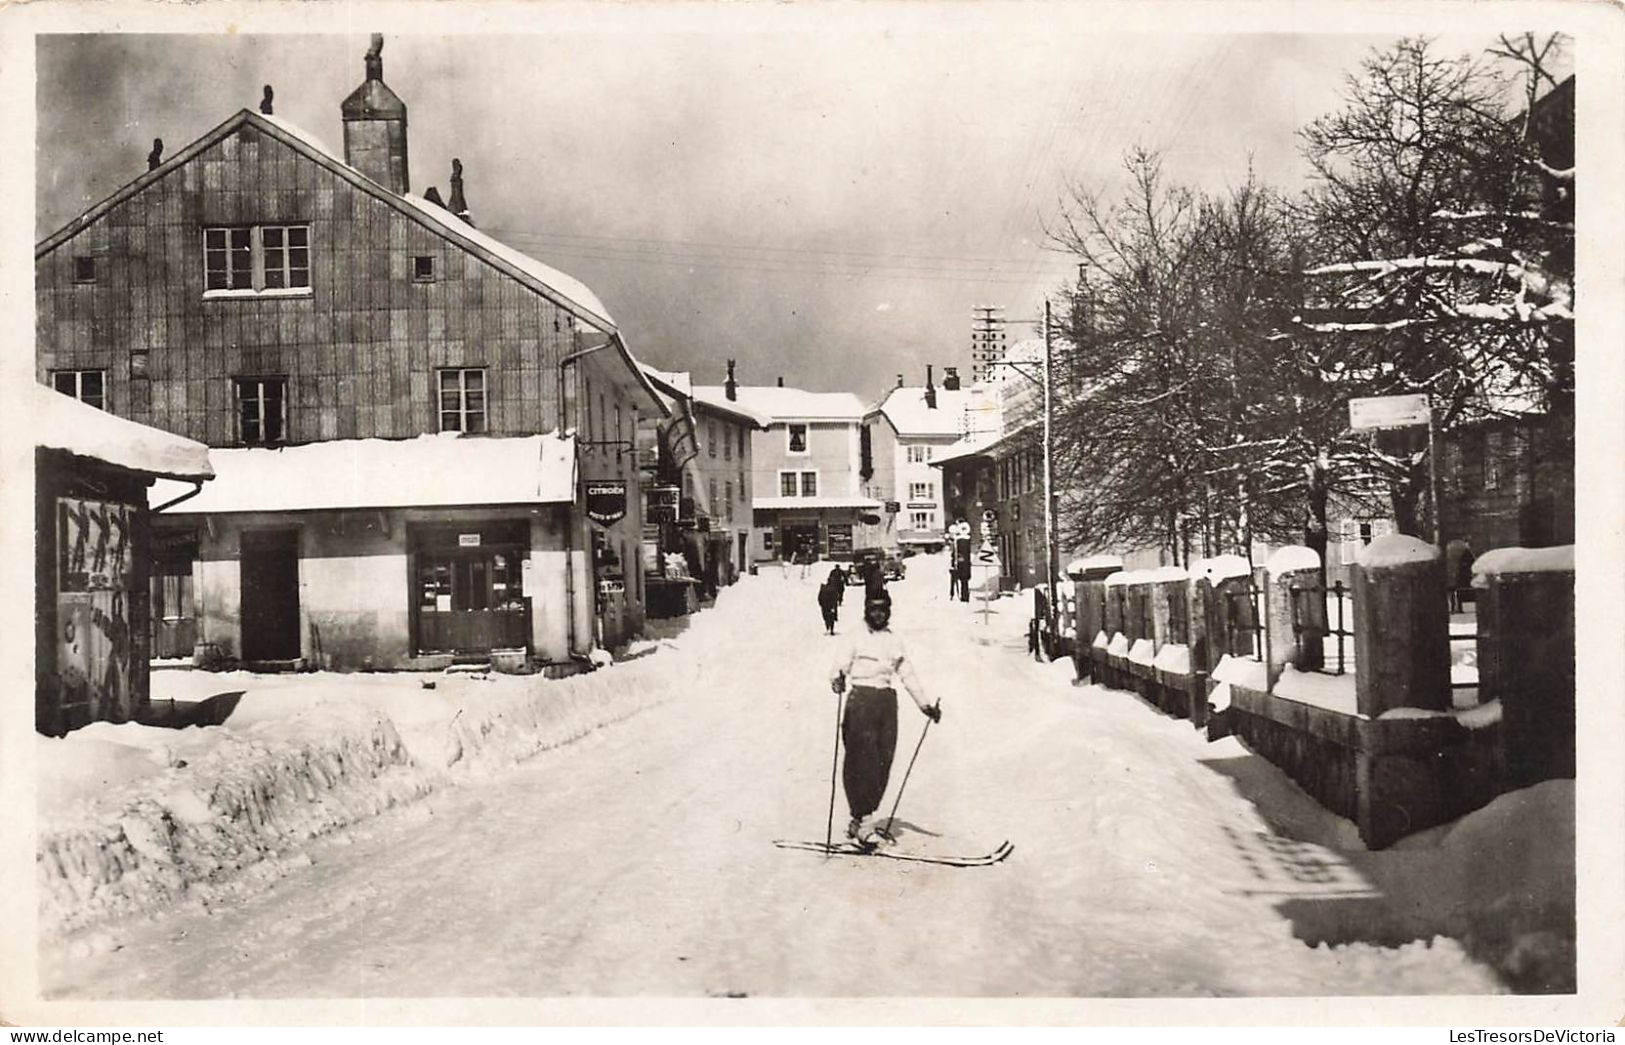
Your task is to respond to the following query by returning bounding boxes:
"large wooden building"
[35,37,664,670]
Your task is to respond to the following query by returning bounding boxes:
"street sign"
[645,484,680,523]
[885,501,901,514]
[1349,394,1431,431]
[585,480,628,526]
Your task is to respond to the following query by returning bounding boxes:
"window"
[910,510,933,530]
[235,377,287,445]
[708,420,717,458]
[909,481,934,501]
[413,255,436,282]
[708,477,718,516]
[438,368,487,433]
[800,471,818,497]
[73,256,98,284]
[1484,429,1504,490]
[738,428,746,459]
[780,472,797,497]
[724,480,734,522]
[906,444,932,464]
[204,224,311,293]
[723,422,732,461]
[52,369,105,410]
[787,423,808,454]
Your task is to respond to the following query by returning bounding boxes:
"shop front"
[410,520,531,656]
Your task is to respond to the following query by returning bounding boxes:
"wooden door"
[241,530,301,661]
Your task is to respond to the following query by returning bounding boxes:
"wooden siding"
[37,121,580,446]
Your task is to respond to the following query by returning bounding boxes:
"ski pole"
[826,686,845,851]
[883,716,933,839]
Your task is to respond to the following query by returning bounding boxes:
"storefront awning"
[752,496,883,511]
[150,433,576,514]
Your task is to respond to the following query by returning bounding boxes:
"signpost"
[1348,394,1440,545]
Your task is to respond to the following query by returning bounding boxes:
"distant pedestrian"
[817,566,846,635]
[829,590,940,848]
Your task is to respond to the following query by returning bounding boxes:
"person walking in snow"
[817,565,846,635]
[829,590,941,847]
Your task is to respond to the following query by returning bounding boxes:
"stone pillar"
[1476,550,1575,786]
[1263,546,1321,689]
[1352,535,1450,718]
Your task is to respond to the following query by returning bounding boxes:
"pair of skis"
[773,837,1013,867]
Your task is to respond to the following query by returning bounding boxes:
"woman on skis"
[829,590,941,847]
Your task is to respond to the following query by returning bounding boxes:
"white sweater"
[830,628,930,710]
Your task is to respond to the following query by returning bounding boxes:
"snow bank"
[1152,642,1191,675]
[1092,630,1110,650]
[1211,653,1267,692]
[1127,638,1156,666]
[1471,545,1574,586]
[1265,545,1320,576]
[1273,666,1359,716]
[1106,633,1130,657]
[1191,554,1252,585]
[1356,534,1439,569]
[1207,681,1233,713]
[36,656,687,939]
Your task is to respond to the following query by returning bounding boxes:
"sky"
[32,10,1544,404]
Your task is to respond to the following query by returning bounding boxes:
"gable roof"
[871,385,985,438]
[37,106,668,420]
[707,385,866,423]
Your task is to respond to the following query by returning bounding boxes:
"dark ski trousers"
[842,685,898,820]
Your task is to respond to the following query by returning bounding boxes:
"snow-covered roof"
[722,385,866,423]
[639,363,692,401]
[752,495,882,511]
[149,433,575,514]
[688,386,773,428]
[928,432,1001,467]
[35,384,214,482]
[873,386,983,438]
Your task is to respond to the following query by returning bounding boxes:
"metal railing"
[1289,579,1355,676]
[1221,581,1264,661]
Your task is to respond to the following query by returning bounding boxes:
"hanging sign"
[585,480,628,526]
[885,501,901,514]
[458,533,481,547]
[1349,394,1431,431]
[646,484,680,523]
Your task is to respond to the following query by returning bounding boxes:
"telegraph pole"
[1042,299,1059,652]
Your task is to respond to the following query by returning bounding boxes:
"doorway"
[240,529,301,661]
[782,522,820,563]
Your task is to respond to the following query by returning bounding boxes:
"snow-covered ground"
[36,553,1572,998]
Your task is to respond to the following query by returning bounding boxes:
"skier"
[829,590,941,847]
[817,565,846,635]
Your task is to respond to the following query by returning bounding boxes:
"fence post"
[1475,548,1575,787]
[1264,546,1321,690]
[1351,535,1450,718]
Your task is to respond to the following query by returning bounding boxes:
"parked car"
[847,548,906,585]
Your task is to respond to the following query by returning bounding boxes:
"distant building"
[730,377,879,562]
[865,365,994,553]
[35,385,214,735]
[640,361,767,613]
[34,36,665,670]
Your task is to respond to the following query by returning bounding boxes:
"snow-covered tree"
[1296,35,1574,534]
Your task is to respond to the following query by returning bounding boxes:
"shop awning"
[752,496,883,511]
[150,432,576,514]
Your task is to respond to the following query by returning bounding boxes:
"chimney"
[896,374,904,389]
[260,85,274,115]
[924,364,937,409]
[943,366,961,391]
[448,158,474,226]
[725,360,737,401]
[147,138,164,171]
[341,33,410,195]
[777,376,784,388]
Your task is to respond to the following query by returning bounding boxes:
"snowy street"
[42,554,1566,998]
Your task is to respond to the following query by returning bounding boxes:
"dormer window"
[204,225,311,296]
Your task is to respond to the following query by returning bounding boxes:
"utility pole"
[971,305,1007,385]
[1043,299,1059,652]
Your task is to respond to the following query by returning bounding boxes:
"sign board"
[885,501,901,514]
[645,484,680,523]
[906,502,935,510]
[585,480,628,526]
[458,533,481,547]
[858,513,882,526]
[1349,394,1431,431]
[827,524,854,557]
[598,579,625,595]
